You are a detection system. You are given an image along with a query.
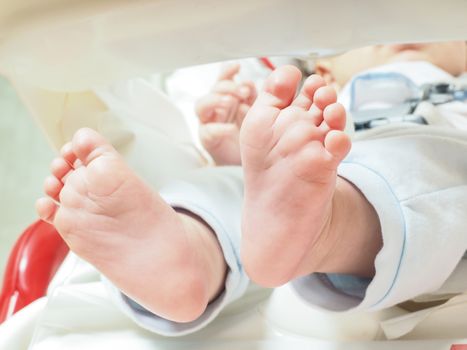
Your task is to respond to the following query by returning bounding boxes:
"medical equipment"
[0,0,467,349]
[351,78,467,130]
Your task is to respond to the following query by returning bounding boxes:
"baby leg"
[240,66,381,287]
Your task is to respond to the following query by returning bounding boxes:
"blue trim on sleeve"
[341,160,407,307]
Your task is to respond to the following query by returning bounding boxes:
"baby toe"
[323,103,347,131]
[50,157,73,181]
[44,175,63,201]
[36,197,58,224]
[324,130,351,162]
[257,65,302,109]
[311,86,337,111]
[72,128,116,165]
[291,74,326,110]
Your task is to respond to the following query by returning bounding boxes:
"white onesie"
[107,61,467,336]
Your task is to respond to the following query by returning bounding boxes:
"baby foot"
[36,128,226,322]
[198,122,242,165]
[196,64,257,165]
[240,66,351,287]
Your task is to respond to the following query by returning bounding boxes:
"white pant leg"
[105,166,249,336]
[293,125,467,312]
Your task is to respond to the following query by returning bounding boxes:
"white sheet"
[2,253,467,349]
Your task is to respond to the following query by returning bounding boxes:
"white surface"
[0,0,466,90]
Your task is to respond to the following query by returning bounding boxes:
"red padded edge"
[0,220,68,323]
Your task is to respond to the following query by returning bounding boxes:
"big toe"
[72,128,116,165]
[258,65,302,109]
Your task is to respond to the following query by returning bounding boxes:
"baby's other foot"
[36,128,226,322]
[240,66,351,287]
[196,64,257,165]
[198,122,242,165]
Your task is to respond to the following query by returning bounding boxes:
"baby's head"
[315,41,467,90]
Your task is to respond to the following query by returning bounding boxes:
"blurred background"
[0,77,54,282]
